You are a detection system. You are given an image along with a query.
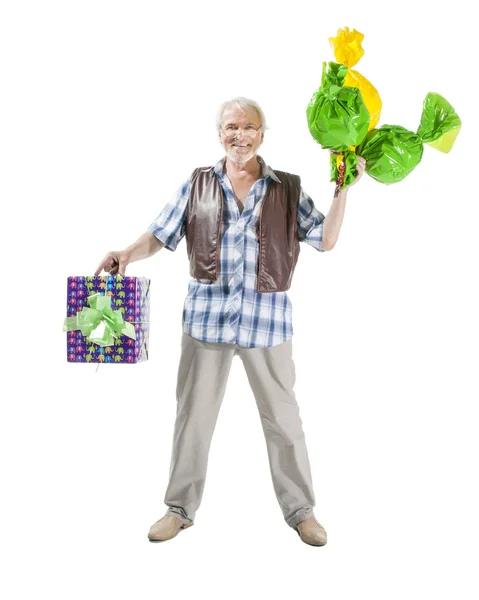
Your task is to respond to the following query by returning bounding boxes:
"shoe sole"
[148,522,194,543]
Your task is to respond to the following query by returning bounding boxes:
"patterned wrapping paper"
[66,275,150,364]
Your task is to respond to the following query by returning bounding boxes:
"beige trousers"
[164,331,316,529]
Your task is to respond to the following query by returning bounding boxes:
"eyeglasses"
[220,124,263,139]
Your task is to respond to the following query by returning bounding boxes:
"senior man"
[95,97,366,546]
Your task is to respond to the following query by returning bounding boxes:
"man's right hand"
[94,250,130,277]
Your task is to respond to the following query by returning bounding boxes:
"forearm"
[124,232,164,263]
[322,187,348,249]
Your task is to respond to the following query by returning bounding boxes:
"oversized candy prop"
[356,93,461,184]
[306,61,370,151]
[306,27,461,189]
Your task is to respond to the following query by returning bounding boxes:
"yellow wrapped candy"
[329,27,382,131]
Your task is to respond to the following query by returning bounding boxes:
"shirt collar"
[211,155,282,184]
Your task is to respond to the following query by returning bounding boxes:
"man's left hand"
[345,155,367,190]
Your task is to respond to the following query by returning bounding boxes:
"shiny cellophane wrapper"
[66,275,150,364]
[306,61,370,151]
[356,125,424,184]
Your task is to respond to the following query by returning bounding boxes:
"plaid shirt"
[148,155,326,348]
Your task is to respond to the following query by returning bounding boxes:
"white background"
[1,1,477,598]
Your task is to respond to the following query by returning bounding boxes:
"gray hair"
[216,96,269,132]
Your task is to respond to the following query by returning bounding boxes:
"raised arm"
[321,154,367,250]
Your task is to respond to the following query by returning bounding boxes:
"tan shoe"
[148,515,194,542]
[295,516,327,546]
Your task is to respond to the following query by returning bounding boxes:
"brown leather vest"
[185,165,301,293]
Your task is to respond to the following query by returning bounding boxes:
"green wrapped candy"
[306,61,370,152]
[356,125,424,184]
[356,92,461,184]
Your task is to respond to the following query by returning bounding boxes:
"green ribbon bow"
[63,292,136,347]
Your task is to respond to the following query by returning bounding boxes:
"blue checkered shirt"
[147,155,326,348]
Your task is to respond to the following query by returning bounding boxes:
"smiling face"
[218,105,265,164]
